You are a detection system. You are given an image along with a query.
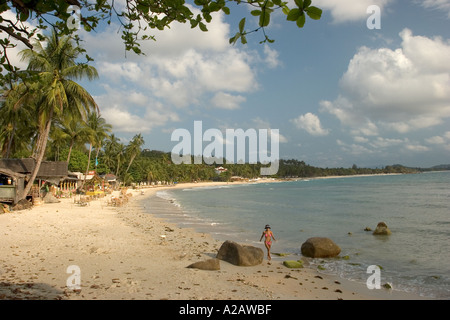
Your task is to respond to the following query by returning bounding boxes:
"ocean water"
[149,171,450,299]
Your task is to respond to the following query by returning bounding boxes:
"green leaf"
[241,34,247,44]
[222,6,230,15]
[199,22,208,32]
[294,0,303,9]
[305,6,322,20]
[239,17,246,33]
[229,32,241,45]
[259,11,270,27]
[251,10,262,16]
[303,0,312,8]
[296,13,306,28]
[19,10,29,22]
[286,8,301,21]
[136,4,149,14]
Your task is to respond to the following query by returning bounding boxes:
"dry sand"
[0,180,425,301]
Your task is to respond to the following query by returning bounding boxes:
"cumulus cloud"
[425,131,450,151]
[321,29,450,136]
[210,92,246,110]
[314,0,391,23]
[291,113,329,136]
[94,85,179,133]
[78,8,279,132]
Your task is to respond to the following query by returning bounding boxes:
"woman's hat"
[265,224,271,229]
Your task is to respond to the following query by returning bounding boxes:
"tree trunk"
[21,110,53,201]
[125,154,136,174]
[80,143,92,190]
[67,139,74,163]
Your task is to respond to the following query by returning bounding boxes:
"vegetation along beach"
[1,0,449,305]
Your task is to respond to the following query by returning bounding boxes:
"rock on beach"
[301,237,341,258]
[216,240,263,266]
[187,258,220,271]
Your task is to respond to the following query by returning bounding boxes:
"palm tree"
[0,86,35,158]
[125,133,144,174]
[55,113,90,163]
[102,133,121,173]
[48,125,69,161]
[18,31,99,200]
[81,112,112,189]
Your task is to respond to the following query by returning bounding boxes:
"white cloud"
[314,0,391,23]
[251,117,288,143]
[405,144,430,152]
[322,29,450,135]
[79,7,277,130]
[336,139,374,155]
[94,85,179,133]
[291,113,329,136]
[426,135,446,144]
[425,131,450,151]
[420,0,450,17]
[210,92,246,110]
[263,45,281,68]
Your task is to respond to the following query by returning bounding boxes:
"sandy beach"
[0,179,426,301]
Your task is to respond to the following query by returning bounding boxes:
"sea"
[146,171,450,299]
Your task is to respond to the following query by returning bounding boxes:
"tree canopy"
[0,0,322,87]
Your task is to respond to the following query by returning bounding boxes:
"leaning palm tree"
[124,133,145,174]
[18,31,99,200]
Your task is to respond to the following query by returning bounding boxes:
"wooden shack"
[0,168,26,204]
[0,158,68,204]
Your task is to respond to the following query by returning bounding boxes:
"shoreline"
[0,179,428,300]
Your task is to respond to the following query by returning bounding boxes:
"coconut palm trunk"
[17,31,98,202]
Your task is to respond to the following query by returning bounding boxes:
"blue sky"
[18,0,450,168]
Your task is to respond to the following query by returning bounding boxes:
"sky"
[9,0,450,168]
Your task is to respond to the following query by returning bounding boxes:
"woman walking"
[260,224,276,261]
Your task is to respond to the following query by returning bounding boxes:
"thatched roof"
[0,158,68,182]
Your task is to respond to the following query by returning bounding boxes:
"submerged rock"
[216,240,263,266]
[301,237,341,258]
[372,222,392,235]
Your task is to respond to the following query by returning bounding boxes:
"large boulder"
[301,237,341,258]
[372,222,392,235]
[187,258,220,271]
[216,240,264,266]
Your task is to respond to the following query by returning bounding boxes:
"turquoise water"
[152,171,450,299]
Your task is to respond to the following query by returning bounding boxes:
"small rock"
[187,258,220,271]
[283,260,304,268]
[373,222,392,235]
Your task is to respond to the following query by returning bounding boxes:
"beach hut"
[0,158,68,204]
[83,172,105,196]
[0,168,26,204]
[101,173,118,191]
